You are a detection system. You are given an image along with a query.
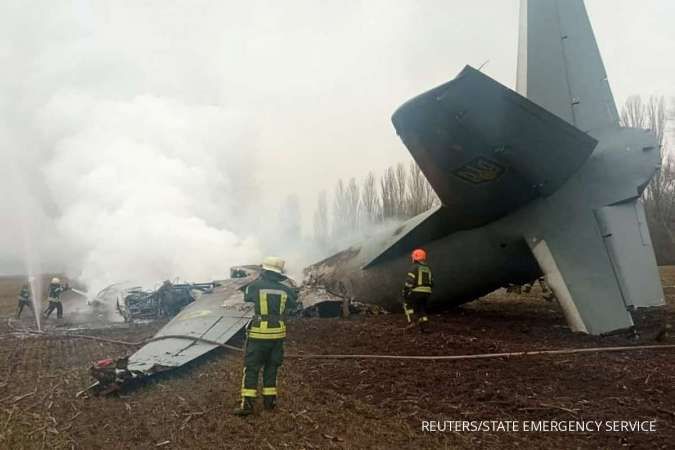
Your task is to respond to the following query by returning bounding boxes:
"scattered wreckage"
[300,278,387,318]
[87,266,384,395]
[89,270,258,395]
[90,280,215,323]
[116,281,214,322]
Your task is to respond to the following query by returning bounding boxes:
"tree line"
[313,161,439,245]
[311,95,674,262]
[621,95,675,263]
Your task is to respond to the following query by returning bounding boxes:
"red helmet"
[411,248,427,262]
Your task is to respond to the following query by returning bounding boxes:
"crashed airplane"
[306,0,665,335]
[88,0,663,394]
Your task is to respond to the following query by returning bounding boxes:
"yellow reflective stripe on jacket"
[258,289,287,315]
[411,266,432,293]
[248,330,286,339]
[251,289,288,339]
[417,266,431,285]
[260,291,269,315]
[249,320,286,339]
[412,286,432,293]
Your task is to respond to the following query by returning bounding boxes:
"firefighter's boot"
[263,395,277,411]
[233,397,254,416]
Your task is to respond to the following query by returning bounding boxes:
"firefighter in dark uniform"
[44,277,64,319]
[16,282,34,319]
[234,256,298,416]
[403,248,433,332]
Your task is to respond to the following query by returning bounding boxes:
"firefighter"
[403,248,433,332]
[44,277,64,319]
[16,282,34,319]
[234,257,298,416]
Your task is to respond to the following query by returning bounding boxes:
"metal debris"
[116,281,214,322]
[89,272,258,394]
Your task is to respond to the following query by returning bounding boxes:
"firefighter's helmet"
[411,249,427,263]
[262,256,285,274]
[51,277,61,284]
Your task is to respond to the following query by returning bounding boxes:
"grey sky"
[0,0,673,278]
[249,0,675,222]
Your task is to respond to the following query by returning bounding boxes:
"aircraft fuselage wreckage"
[306,0,665,335]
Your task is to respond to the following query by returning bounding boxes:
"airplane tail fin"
[517,0,619,132]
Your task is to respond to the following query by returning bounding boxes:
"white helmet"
[51,277,61,284]
[262,256,285,274]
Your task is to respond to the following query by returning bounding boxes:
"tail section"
[595,199,665,309]
[392,66,596,231]
[517,0,619,132]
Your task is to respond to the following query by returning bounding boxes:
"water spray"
[23,258,43,332]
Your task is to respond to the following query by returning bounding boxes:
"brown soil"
[0,270,673,449]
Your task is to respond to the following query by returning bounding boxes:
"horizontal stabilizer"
[595,199,665,308]
[363,205,451,268]
[392,66,597,230]
[527,212,634,335]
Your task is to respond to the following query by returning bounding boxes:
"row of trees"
[309,95,674,261]
[620,95,675,263]
[313,161,439,245]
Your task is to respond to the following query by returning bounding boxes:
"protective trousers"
[17,300,33,318]
[404,291,429,327]
[45,300,63,319]
[240,338,284,400]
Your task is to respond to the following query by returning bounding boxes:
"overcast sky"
[0,0,673,279]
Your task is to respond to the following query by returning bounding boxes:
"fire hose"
[5,328,675,361]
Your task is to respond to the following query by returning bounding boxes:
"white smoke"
[37,93,262,292]
[0,2,269,292]
[1,0,525,290]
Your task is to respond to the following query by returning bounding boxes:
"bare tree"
[620,96,670,216]
[406,161,438,216]
[620,95,648,130]
[332,179,347,237]
[360,171,381,225]
[380,166,397,220]
[332,178,361,237]
[395,163,408,217]
[317,159,441,250]
[345,178,360,230]
[380,161,440,220]
[621,95,675,263]
[313,190,329,245]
